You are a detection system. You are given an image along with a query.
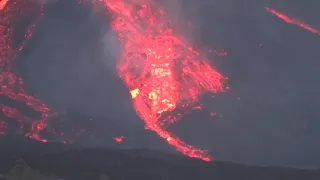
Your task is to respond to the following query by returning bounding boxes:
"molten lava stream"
[0,0,54,142]
[265,7,320,35]
[0,0,9,11]
[98,0,227,161]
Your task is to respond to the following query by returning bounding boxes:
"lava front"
[97,0,227,161]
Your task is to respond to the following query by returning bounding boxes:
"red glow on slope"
[265,7,320,35]
[0,0,134,145]
[0,0,9,11]
[0,0,53,142]
[97,0,227,161]
[113,136,124,144]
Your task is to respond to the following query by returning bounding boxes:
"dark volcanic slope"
[0,137,320,180]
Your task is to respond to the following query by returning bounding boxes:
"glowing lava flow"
[0,0,54,141]
[0,0,9,11]
[265,7,320,35]
[98,0,227,161]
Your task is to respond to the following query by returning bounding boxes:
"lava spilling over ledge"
[94,0,227,161]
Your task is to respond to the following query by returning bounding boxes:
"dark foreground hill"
[0,137,320,180]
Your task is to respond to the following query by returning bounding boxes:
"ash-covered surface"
[0,137,320,180]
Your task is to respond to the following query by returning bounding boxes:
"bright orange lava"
[265,7,320,35]
[97,0,227,161]
[1,0,227,161]
[0,0,9,11]
[0,0,54,142]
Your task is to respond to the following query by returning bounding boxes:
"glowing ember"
[97,0,227,161]
[113,136,124,144]
[265,7,320,35]
[130,88,140,98]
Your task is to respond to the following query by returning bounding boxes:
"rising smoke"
[17,0,150,147]
[11,0,320,167]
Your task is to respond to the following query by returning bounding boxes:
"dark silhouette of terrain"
[0,136,320,180]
